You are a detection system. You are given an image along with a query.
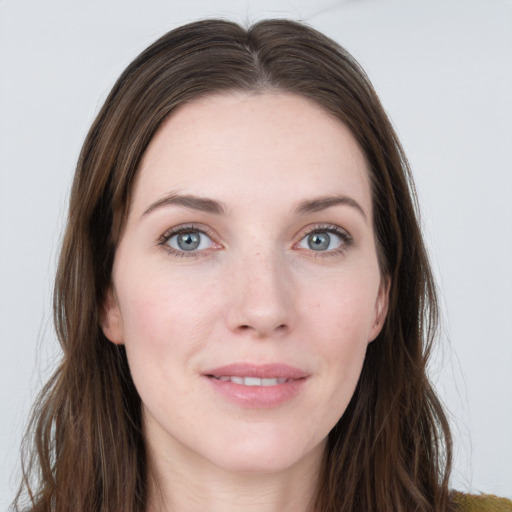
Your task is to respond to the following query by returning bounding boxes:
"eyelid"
[157,222,352,258]
[294,223,353,254]
[158,223,222,257]
[300,223,352,239]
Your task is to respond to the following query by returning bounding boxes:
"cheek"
[304,266,380,340]
[116,279,223,435]
[300,267,379,401]
[120,274,220,347]
[114,268,222,391]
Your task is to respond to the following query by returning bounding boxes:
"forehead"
[132,92,371,216]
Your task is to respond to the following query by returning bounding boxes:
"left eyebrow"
[141,192,227,218]
[293,194,368,223]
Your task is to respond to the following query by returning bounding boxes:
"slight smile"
[203,363,309,408]
[210,376,289,386]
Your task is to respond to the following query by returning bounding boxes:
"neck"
[145,439,324,512]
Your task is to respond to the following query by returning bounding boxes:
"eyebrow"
[142,192,227,217]
[294,194,368,222]
[142,192,367,222]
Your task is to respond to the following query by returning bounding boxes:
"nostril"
[236,323,288,334]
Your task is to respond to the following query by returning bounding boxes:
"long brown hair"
[14,19,453,512]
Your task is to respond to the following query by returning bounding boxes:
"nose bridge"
[226,243,293,337]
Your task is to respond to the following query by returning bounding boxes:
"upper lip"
[203,363,309,380]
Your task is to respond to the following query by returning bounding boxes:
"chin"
[204,433,326,475]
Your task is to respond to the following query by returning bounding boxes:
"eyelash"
[158,224,218,258]
[298,224,353,257]
[157,223,353,258]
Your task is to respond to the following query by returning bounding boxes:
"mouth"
[203,362,308,383]
[208,376,291,386]
[202,363,308,408]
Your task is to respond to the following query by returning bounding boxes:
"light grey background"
[1,0,511,507]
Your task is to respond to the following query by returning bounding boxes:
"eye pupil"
[308,232,330,251]
[177,232,200,250]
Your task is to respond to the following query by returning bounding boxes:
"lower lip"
[205,376,307,408]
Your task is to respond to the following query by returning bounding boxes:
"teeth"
[213,376,288,386]
[244,377,261,386]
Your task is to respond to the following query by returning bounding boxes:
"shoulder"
[451,491,512,512]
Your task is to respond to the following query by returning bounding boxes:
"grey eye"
[297,229,346,252]
[308,232,331,251]
[177,232,200,250]
[166,230,213,252]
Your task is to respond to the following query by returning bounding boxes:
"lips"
[203,362,308,381]
[211,376,289,386]
[203,363,309,408]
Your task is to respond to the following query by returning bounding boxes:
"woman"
[12,18,511,512]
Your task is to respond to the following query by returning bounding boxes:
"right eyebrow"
[141,192,227,218]
[293,194,368,223]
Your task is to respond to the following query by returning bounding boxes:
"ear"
[368,276,390,343]
[101,287,124,345]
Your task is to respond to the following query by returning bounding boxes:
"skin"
[103,92,389,512]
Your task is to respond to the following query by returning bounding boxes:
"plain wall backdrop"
[1,0,511,507]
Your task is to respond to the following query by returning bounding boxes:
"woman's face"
[103,92,388,475]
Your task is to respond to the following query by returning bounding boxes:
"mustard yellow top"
[452,492,512,511]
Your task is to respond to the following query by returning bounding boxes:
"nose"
[225,249,294,338]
